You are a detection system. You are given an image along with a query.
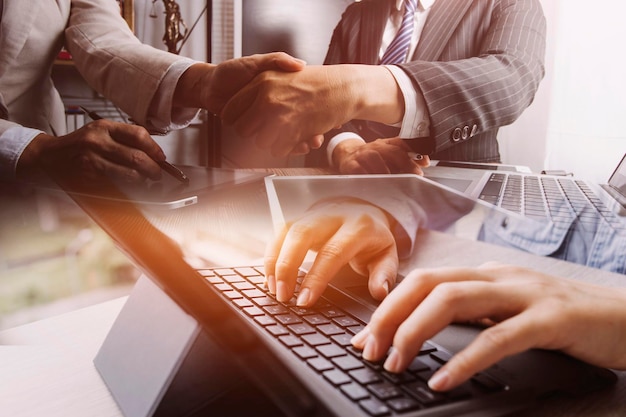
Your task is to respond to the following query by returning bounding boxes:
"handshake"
[194,52,405,158]
[18,52,413,184]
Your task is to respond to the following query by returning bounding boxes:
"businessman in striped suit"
[223,0,546,173]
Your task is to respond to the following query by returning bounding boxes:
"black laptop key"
[308,357,334,373]
[387,396,421,413]
[359,398,391,417]
[333,315,360,327]
[318,323,346,336]
[480,173,505,200]
[324,369,352,386]
[266,324,289,337]
[471,373,506,392]
[382,370,416,385]
[403,381,446,406]
[333,355,365,372]
[279,334,303,348]
[264,304,289,315]
[430,350,453,364]
[318,305,346,318]
[288,323,316,335]
[350,368,382,385]
[368,381,405,400]
[341,383,370,401]
[331,333,353,347]
[304,314,331,325]
[407,357,431,373]
[302,333,331,346]
[317,343,348,358]
[274,313,302,325]
[293,345,318,359]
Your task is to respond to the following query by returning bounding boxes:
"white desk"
[0,297,126,417]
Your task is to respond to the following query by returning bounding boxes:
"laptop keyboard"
[479,173,619,226]
[198,266,509,416]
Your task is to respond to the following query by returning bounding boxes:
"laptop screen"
[608,154,626,198]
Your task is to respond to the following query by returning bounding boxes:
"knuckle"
[288,222,316,239]
[317,241,345,261]
[479,325,515,352]
[429,282,465,305]
[129,149,145,165]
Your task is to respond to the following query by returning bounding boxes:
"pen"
[80,106,189,184]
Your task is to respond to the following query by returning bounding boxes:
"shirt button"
[462,125,470,140]
[451,127,462,142]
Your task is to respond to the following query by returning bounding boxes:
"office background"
[3,0,626,329]
[51,0,626,179]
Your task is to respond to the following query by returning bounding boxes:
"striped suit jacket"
[316,0,546,164]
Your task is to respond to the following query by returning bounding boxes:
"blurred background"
[2,0,626,330]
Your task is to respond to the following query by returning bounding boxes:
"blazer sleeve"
[399,0,547,156]
[64,0,188,129]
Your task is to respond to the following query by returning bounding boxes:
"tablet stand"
[94,275,282,417]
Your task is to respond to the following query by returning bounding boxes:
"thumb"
[353,250,399,301]
[252,52,306,72]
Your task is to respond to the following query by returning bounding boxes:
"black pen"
[80,106,189,184]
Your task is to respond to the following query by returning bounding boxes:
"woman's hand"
[264,198,400,307]
[351,262,626,392]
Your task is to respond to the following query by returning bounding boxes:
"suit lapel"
[414,0,473,61]
[359,0,394,64]
[0,0,39,78]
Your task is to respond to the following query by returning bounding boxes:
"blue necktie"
[380,0,418,64]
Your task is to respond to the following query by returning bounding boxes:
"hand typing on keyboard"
[264,198,400,307]
[351,262,626,392]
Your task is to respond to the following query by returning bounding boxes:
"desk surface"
[2,168,626,417]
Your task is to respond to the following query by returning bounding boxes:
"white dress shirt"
[326,0,436,165]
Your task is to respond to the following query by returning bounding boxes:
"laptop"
[424,155,626,225]
[84,170,617,417]
[422,156,626,271]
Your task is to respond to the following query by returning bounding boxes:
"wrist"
[348,65,404,125]
[332,137,367,167]
[16,133,55,180]
[173,62,216,109]
[326,133,365,166]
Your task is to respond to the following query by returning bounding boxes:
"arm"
[66,1,307,133]
[264,198,400,306]
[400,0,546,155]
[329,0,546,168]
[351,263,626,392]
[221,64,405,157]
[331,137,431,175]
[264,191,425,307]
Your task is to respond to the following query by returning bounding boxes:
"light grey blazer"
[321,0,547,163]
[0,0,181,137]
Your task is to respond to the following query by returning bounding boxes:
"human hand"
[17,119,166,184]
[334,137,431,175]
[222,64,403,157]
[351,262,626,392]
[264,198,400,307]
[201,52,306,115]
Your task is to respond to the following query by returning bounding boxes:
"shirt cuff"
[0,126,44,181]
[326,133,366,166]
[384,65,430,138]
[147,58,201,133]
